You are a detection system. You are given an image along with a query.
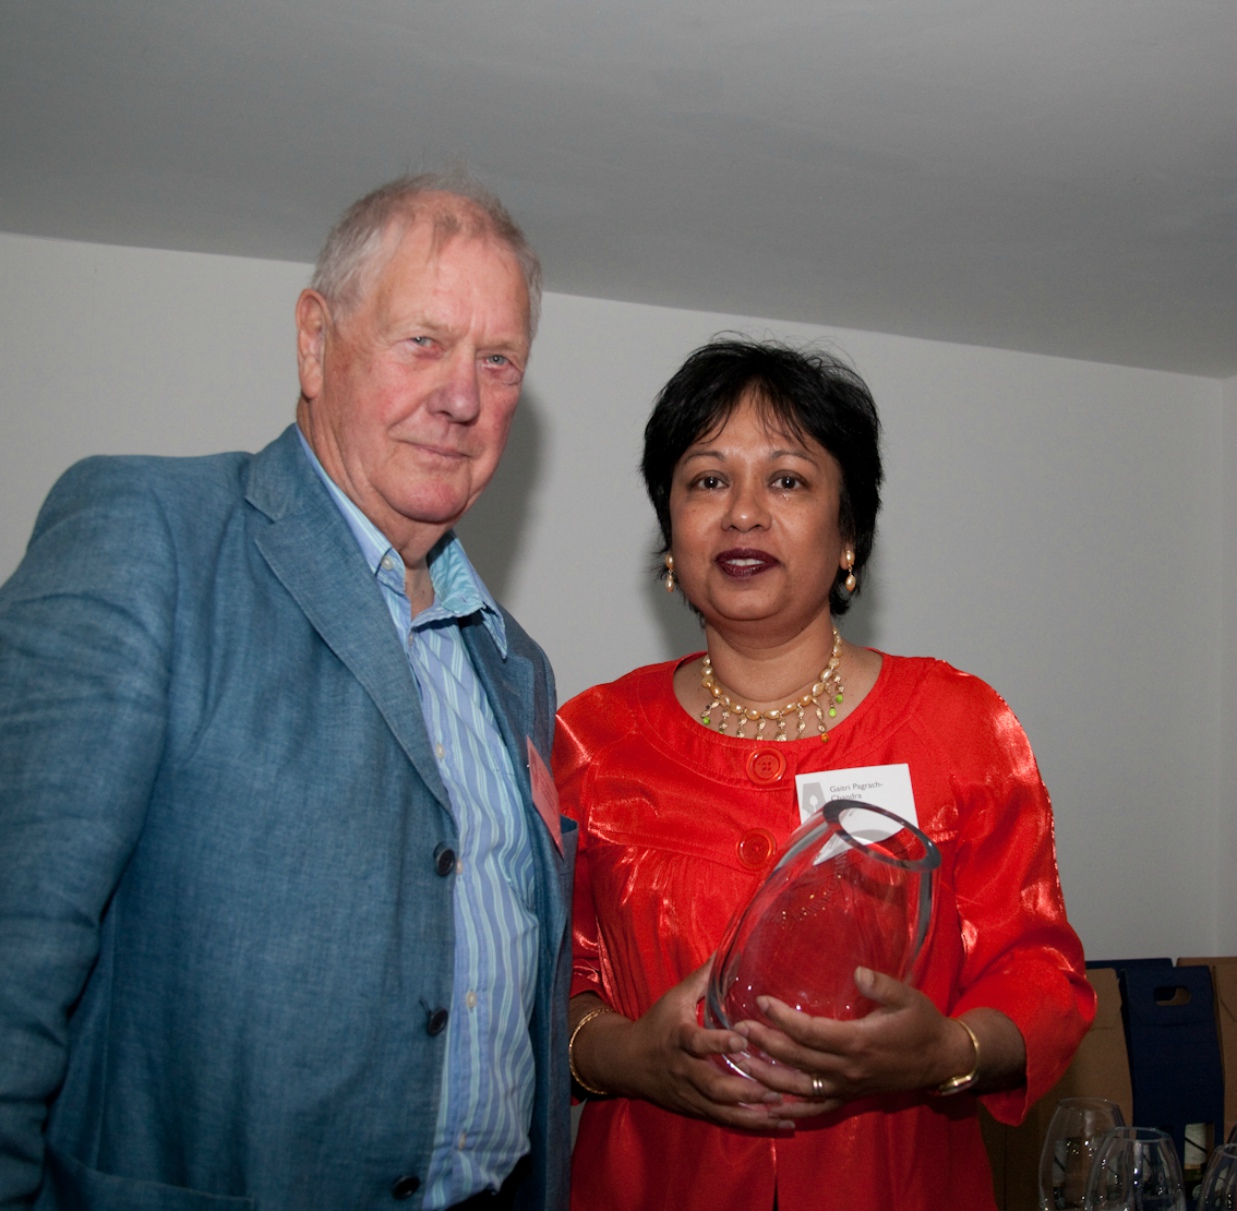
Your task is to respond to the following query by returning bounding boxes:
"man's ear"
[295,289,330,402]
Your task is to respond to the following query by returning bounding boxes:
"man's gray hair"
[310,170,543,337]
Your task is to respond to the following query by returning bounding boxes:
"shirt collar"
[296,429,507,654]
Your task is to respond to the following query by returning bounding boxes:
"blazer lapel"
[243,428,451,811]
[462,618,535,774]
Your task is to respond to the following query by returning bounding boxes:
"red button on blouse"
[745,747,786,785]
[736,828,777,869]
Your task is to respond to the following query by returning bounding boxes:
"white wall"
[1222,374,1237,946]
[1,231,1228,962]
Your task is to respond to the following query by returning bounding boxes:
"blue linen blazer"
[0,425,575,1211]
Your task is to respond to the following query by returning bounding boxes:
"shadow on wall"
[655,571,707,658]
[454,388,544,602]
[842,554,882,652]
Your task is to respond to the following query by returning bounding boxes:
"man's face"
[296,211,531,564]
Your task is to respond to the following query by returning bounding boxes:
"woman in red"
[554,339,1095,1211]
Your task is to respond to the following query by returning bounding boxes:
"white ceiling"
[3,0,1234,377]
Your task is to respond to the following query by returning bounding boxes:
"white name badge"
[794,763,918,844]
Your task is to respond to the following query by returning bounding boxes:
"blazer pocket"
[44,1145,257,1210]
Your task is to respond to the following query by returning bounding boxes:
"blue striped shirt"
[299,435,538,1208]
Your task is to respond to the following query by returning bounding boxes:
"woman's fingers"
[612,954,809,1129]
[728,968,957,1102]
[731,1050,846,1116]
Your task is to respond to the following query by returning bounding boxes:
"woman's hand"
[569,963,799,1132]
[731,966,1027,1113]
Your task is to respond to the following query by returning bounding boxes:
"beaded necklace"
[700,626,845,741]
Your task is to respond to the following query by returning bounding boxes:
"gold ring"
[811,1075,826,1098]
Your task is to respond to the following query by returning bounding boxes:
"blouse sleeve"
[552,692,609,1002]
[942,681,1096,1124]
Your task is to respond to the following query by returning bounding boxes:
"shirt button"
[433,844,456,877]
[746,747,787,785]
[391,1174,420,1200]
[465,989,478,1010]
[455,858,464,875]
[435,742,445,759]
[737,828,777,869]
[426,1007,449,1036]
[381,555,396,572]
[457,1132,467,1150]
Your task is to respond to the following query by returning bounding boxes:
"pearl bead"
[697,626,844,738]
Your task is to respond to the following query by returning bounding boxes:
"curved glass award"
[704,799,940,1071]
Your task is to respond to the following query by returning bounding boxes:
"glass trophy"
[704,798,939,1073]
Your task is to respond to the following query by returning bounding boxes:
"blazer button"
[433,843,456,877]
[391,1174,421,1200]
[426,1007,449,1036]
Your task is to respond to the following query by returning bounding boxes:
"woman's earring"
[843,550,857,594]
[664,553,676,594]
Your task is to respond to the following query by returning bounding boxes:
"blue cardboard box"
[1118,963,1224,1159]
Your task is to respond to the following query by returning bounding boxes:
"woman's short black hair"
[641,338,883,617]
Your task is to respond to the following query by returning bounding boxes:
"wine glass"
[1084,1126,1186,1211]
[1037,1096,1126,1209]
[1196,1142,1237,1211]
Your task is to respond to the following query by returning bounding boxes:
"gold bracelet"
[934,1017,982,1096]
[569,1005,614,1097]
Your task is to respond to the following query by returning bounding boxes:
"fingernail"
[756,996,771,1013]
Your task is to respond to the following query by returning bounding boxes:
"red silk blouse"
[554,653,1095,1211]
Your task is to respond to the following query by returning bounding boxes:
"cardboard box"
[1085,956,1173,980]
[983,967,1132,1211]
[1177,956,1237,1142]
[1053,968,1135,1122]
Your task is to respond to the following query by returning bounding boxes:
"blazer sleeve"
[0,459,176,1204]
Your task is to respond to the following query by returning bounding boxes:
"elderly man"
[0,175,574,1211]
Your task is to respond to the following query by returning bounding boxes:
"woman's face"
[668,394,850,642]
